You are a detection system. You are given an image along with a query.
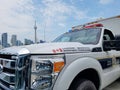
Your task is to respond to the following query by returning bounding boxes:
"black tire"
[69,79,97,90]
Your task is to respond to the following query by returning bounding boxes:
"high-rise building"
[2,33,8,48]
[16,40,23,46]
[24,39,34,45]
[40,40,45,43]
[11,35,17,46]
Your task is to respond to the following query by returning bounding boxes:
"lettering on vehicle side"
[98,56,120,69]
[63,47,91,53]
[98,58,112,69]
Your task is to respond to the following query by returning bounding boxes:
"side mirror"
[103,40,120,51]
[115,40,120,50]
[103,40,112,51]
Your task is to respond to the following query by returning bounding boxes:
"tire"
[69,79,97,90]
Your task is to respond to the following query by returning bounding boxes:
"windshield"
[53,28,101,44]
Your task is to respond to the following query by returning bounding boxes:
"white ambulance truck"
[0,15,120,90]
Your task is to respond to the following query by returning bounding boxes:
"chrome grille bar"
[0,58,16,69]
[0,72,15,84]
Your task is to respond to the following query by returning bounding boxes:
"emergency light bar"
[84,23,103,28]
[71,23,103,31]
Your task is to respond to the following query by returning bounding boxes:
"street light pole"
[34,21,37,44]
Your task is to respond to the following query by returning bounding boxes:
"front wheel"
[70,79,97,90]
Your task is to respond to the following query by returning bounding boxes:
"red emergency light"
[84,23,103,28]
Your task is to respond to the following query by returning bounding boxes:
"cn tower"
[34,21,37,44]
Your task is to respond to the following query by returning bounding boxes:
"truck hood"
[0,42,91,55]
[26,42,91,54]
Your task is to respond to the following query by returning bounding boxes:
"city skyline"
[0,32,39,48]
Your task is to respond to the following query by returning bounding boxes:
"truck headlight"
[31,55,65,90]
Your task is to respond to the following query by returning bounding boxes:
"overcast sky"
[0,0,120,43]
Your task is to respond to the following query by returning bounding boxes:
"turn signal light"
[54,61,64,73]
